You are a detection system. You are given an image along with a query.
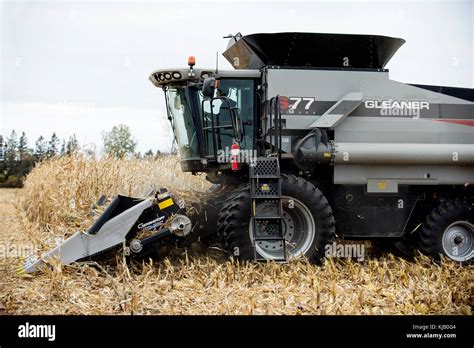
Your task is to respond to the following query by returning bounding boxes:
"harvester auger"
[23,32,473,273]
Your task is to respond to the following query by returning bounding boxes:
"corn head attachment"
[21,189,192,273]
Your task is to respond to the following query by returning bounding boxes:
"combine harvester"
[23,32,473,273]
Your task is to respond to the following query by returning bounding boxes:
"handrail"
[267,95,282,159]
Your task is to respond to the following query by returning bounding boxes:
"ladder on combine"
[249,157,286,261]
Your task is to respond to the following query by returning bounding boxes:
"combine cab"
[23,32,473,273]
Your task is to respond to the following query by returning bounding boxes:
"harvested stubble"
[1,252,472,315]
[0,156,472,315]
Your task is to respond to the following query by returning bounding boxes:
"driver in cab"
[216,84,237,147]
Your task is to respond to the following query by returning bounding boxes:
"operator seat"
[217,86,237,149]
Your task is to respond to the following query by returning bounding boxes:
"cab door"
[200,79,255,160]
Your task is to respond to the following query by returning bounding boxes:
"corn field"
[0,155,472,315]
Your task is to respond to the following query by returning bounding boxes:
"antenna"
[215,51,219,74]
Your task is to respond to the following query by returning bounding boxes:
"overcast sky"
[1,0,472,153]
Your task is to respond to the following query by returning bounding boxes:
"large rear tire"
[217,174,335,263]
[418,199,473,263]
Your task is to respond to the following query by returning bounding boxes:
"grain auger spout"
[20,189,192,274]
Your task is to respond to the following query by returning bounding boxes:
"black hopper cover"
[223,32,405,70]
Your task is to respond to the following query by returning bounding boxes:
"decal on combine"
[286,98,432,118]
[158,198,174,210]
[364,99,430,117]
[288,97,318,115]
[138,216,165,232]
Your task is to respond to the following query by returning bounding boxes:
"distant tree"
[154,149,165,159]
[60,139,67,156]
[18,132,28,162]
[16,151,35,178]
[102,124,137,159]
[144,149,154,158]
[0,130,43,186]
[17,131,32,172]
[5,130,19,175]
[66,134,80,155]
[46,133,59,158]
[34,136,48,161]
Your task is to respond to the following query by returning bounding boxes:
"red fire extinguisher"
[231,141,240,171]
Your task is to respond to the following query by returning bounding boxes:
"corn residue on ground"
[0,155,472,315]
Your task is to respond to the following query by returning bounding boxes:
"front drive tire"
[217,174,335,263]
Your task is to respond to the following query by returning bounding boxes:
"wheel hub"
[254,196,315,260]
[257,211,296,251]
[442,221,473,262]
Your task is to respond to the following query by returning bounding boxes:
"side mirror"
[202,78,216,98]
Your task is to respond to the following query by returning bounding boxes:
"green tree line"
[0,124,166,187]
[0,131,80,187]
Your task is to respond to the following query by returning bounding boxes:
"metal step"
[249,157,286,262]
[249,157,280,178]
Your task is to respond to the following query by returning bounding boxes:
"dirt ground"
[0,188,472,315]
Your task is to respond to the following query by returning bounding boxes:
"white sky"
[1,0,473,153]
